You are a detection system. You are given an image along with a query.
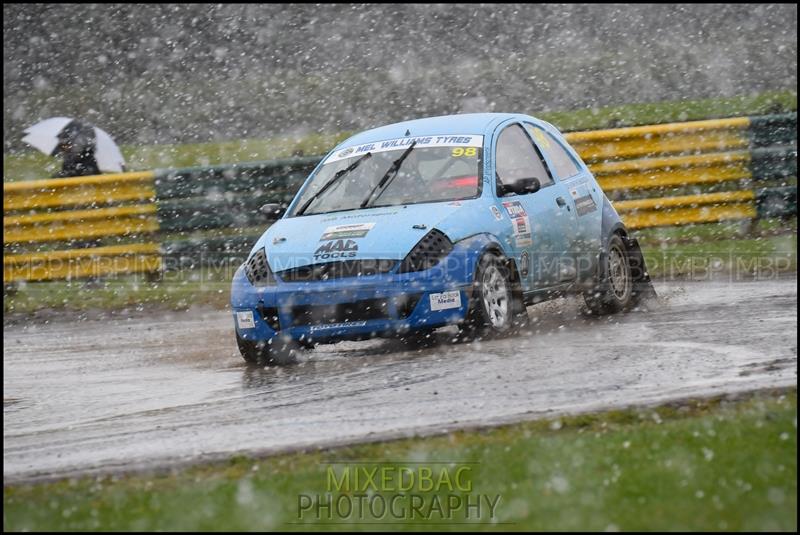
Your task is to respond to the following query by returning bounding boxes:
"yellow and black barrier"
[614,190,757,229]
[565,116,753,162]
[3,243,162,282]
[566,114,796,200]
[3,171,161,282]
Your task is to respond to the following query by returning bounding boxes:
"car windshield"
[289,138,483,217]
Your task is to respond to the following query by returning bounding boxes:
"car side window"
[524,123,580,179]
[495,124,553,196]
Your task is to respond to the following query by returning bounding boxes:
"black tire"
[583,233,633,315]
[296,335,316,350]
[236,332,297,366]
[398,328,437,348]
[464,251,528,337]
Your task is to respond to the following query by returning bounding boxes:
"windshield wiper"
[295,152,372,216]
[360,141,417,209]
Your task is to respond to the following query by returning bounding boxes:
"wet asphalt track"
[3,278,797,483]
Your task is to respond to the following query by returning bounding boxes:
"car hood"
[251,202,472,272]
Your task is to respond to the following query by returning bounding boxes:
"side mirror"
[499,177,541,196]
[259,203,285,218]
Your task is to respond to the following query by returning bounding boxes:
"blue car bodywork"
[231,113,651,350]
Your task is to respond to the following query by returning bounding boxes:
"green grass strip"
[4,389,796,531]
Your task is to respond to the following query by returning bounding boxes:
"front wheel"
[583,234,633,315]
[236,332,297,366]
[464,252,528,337]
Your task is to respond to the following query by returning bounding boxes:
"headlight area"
[243,247,276,286]
[393,230,492,289]
[231,250,280,334]
[398,229,454,273]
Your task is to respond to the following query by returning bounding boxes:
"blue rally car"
[231,113,654,364]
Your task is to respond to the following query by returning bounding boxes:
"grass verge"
[3,269,234,320]
[4,389,796,531]
[635,218,797,280]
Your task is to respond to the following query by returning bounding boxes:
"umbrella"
[22,117,126,173]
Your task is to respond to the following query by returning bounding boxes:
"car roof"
[338,112,538,147]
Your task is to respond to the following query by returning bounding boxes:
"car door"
[524,122,601,281]
[493,123,577,289]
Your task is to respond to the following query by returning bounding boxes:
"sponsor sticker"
[337,147,355,158]
[322,210,400,223]
[309,321,367,332]
[429,290,462,311]
[236,311,255,329]
[320,222,375,241]
[325,135,484,164]
[502,201,533,248]
[490,205,503,221]
[314,239,358,260]
[570,185,598,216]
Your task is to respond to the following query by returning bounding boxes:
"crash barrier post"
[3,171,162,282]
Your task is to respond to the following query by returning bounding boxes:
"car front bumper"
[230,236,491,344]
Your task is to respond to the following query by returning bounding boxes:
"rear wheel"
[236,332,297,366]
[584,234,632,315]
[464,252,528,337]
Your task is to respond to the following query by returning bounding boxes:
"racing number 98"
[452,147,477,157]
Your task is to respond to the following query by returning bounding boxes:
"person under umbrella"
[22,117,126,178]
[52,119,101,177]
